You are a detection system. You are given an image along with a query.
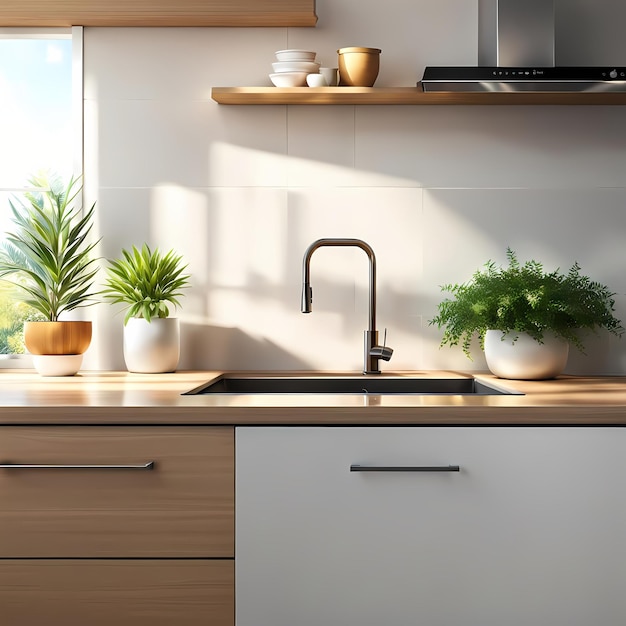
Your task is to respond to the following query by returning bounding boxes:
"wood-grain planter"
[24,321,92,376]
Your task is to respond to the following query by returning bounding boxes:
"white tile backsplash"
[89,99,289,188]
[356,105,626,189]
[289,0,478,85]
[180,187,423,372]
[91,99,212,187]
[286,105,356,187]
[85,1,626,374]
[84,27,288,99]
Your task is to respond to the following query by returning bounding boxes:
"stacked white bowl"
[270,49,320,87]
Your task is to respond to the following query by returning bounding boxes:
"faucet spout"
[300,238,392,374]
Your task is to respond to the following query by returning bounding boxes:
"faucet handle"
[370,345,394,361]
[369,328,393,361]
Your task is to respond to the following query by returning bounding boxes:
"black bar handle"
[350,464,460,472]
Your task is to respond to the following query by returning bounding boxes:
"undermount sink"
[184,376,520,396]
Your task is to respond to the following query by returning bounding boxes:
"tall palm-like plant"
[0,172,100,321]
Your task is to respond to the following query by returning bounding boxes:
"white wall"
[83,0,626,375]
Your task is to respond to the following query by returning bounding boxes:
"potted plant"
[0,172,99,376]
[429,248,624,379]
[102,244,191,373]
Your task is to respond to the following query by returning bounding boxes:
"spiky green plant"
[0,283,45,354]
[429,248,624,359]
[102,244,191,325]
[0,172,100,321]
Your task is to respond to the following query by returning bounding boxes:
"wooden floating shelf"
[211,86,626,105]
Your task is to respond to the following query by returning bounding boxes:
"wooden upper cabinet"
[0,0,318,27]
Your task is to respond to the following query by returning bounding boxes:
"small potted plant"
[0,172,99,376]
[102,244,191,373]
[429,248,624,379]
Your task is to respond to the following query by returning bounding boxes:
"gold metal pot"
[337,47,381,87]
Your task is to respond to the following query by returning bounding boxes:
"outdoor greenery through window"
[0,28,78,357]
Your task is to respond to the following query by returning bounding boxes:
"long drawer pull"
[350,464,460,472]
[0,461,155,470]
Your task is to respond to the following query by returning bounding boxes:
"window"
[0,27,82,361]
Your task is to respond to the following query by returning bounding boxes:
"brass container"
[24,321,92,355]
[337,47,381,86]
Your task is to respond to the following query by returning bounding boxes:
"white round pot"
[33,354,84,377]
[484,330,569,380]
[123,317,180,374]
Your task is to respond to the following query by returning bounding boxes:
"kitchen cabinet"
[211,86,626,105]
[0,0,317,27]
[0,425,234,626]
[0,560,232,626]
[236,426,626,626]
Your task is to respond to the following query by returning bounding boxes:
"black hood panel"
[421,66,626,92]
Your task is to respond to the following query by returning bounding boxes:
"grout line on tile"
[352,106,357,169]
[424,186,626,191]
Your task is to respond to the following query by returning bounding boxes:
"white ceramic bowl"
[272,60,321,74]
[269,72,308,87]
[306,73,328,87]
[275,49,316,62]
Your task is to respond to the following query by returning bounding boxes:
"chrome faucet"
[301,238,393,375]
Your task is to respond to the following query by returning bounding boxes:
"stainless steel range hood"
[420,0,626,93]
[478,0,554,67]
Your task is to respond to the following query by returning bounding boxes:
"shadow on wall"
[143,180,425,371]
[563,329,622,376]
[175,273,424,372]
[179,322,312,371]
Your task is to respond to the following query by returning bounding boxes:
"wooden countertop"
[1,370,626,425]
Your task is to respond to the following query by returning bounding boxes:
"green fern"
[429,248,624,359]
[102,244,191,325]
[0,172,100,321]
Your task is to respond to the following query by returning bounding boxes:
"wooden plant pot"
[24,321,92,377]
[24,321,92,355]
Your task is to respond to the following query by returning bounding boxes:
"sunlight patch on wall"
[208,141,287,187]
[81,97,101,371]
[150,183,209,282]
[209,188,288,288]
[208,141,421,188]
[186,142,428,370]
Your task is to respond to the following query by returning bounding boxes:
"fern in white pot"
[102,245,190,373]
[430,249,624,379]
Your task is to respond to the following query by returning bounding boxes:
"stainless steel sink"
[184,376,520,395]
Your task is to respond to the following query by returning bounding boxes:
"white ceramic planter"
[484,329,569,380]
[32,354,84,377]
[123,317,180,374]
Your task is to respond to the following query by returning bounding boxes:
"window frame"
[0,26,83,367]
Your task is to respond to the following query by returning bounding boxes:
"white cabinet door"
[236,427,626,626]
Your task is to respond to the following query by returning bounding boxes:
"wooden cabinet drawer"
[0,559,234,626]
[0,426,234,557]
